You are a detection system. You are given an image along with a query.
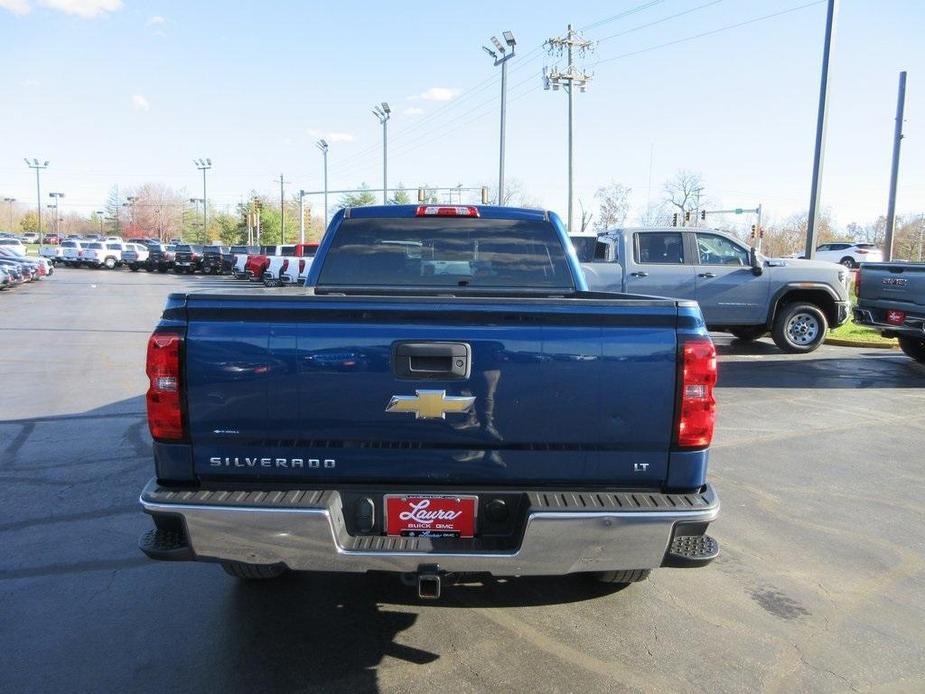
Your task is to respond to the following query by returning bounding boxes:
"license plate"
[886,310,906,325]
[385,495,477,538]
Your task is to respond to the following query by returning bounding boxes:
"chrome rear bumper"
[140,480,719,575]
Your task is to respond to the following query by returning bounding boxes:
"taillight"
[281,259,289,273]
[299,259,305,274]
[146,331,184,440]
[855,249,869,254]
[415,205,480,217]
[677,339,717,448]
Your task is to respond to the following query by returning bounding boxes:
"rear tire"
[772,302,828,353]
[221,561,287,580]
[104,257,116,270]
[898,336,925,363]
[839,256,857,269]
[593,569,651,585]
[730,326,767,342]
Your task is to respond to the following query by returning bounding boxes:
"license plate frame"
[384,494,478,538]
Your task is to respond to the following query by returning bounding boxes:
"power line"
[580,0,667,31]
[591,0,825,68]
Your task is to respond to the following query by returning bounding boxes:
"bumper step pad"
[665,534,719,568]
[139,527,194,561]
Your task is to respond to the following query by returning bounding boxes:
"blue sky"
[0,0,921,232]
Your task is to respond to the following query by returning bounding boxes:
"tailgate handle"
[393,342,471,380]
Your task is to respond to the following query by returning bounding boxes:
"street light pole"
[49,193,64,235]
[483,31,516,205]
[544,26,593,232]
[804,0,839,259]
[315,139,329,225]
[298,190,307,243]
[372,103,391,204]
[189,198,204,243]
[3,197,16,232]
[24,158,49,246]
[194,158,212,240]
[123,195,137,233]
[884,71,907,262]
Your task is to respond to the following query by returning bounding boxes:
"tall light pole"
[277,174,287,245]
[804,0,838,260]
[884,71,907,262]
[315,139,329,225]
[49,192,64,235]
[483,31,516,205]
[544,26,593,232]
[3,197,15,232]
[193,158,211,239]
[371,103,391,204]
[95,210,105,237]
[24,158,49,246]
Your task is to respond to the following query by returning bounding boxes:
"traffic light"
[684,211,691,223]
[671,213,678,227]
[481,186,490,204]
[417,188,425,203]
[750,224,757,239]
[700,210,706,221]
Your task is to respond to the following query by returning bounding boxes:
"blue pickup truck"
[139,204,720,597]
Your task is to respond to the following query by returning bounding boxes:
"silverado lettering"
[208,457,336,469]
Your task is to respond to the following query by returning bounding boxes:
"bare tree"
[488,178,542,209]
[578,199,593,233]
[637,201,671,227]
[592,183,631,232]
[663,170,705,222]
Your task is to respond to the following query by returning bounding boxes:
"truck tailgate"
[182,294,681,486]
[860,263,925,307]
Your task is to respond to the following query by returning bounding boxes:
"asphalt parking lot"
[2,268,924,693]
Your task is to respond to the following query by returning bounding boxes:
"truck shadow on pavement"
[219,570,626,692]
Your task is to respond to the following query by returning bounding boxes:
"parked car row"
[0,246,54,290]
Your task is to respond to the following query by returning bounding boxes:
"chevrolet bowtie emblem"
[386,390,476,420]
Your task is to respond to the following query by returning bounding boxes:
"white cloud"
[306,128,355,143]
[403,107,424,116]
[146,14,164,25]
[132,94,150,111]
[21,78,40,87]
[415,87,461,102]
[325,132,355,143]
[0,0,31,15]
[38,0,123,18]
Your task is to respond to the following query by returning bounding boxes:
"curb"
[824,336,897,349]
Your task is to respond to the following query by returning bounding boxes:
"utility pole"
[194,158,211,240]
[315,139,329,226]
[805,0,839,259]
[95,210,104,237]
[483,31,516,205]
[884,70,907,262]
[372,103,391,204]
[24,158,49,246]
[4,197,16,232]
[544,25,593,232]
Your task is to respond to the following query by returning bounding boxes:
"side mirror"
[750,247,763,276]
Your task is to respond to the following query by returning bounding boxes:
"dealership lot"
[1,270,924,693]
